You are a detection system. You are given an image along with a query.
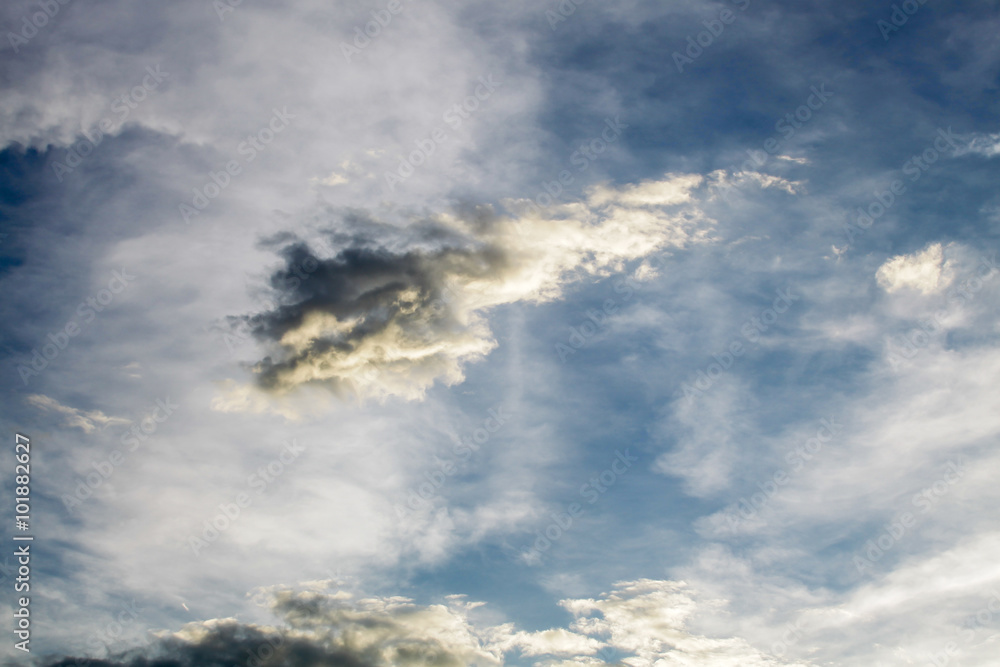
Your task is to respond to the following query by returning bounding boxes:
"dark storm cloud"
[37,620,367,667]
[236,213,509,400]
[34,588,505,667]
[218,175,711,404]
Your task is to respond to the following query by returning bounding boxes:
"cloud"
[218,174,714,405]
[38,581,811,667]
[957,132,1000,158]
[311,159,370,188]
[706,170,803,199]
[26,394,130,433]
[5,2,1000,664]
[586,174,703,207]
[876,242,954,295]
[498,628,603,658]
[654,382,754,498]
[560,579,810,667]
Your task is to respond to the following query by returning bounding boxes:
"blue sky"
[2,0,1000,665]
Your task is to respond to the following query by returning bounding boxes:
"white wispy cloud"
[26,394,130,433]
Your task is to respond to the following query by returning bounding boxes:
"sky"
[1,0,1000,665]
